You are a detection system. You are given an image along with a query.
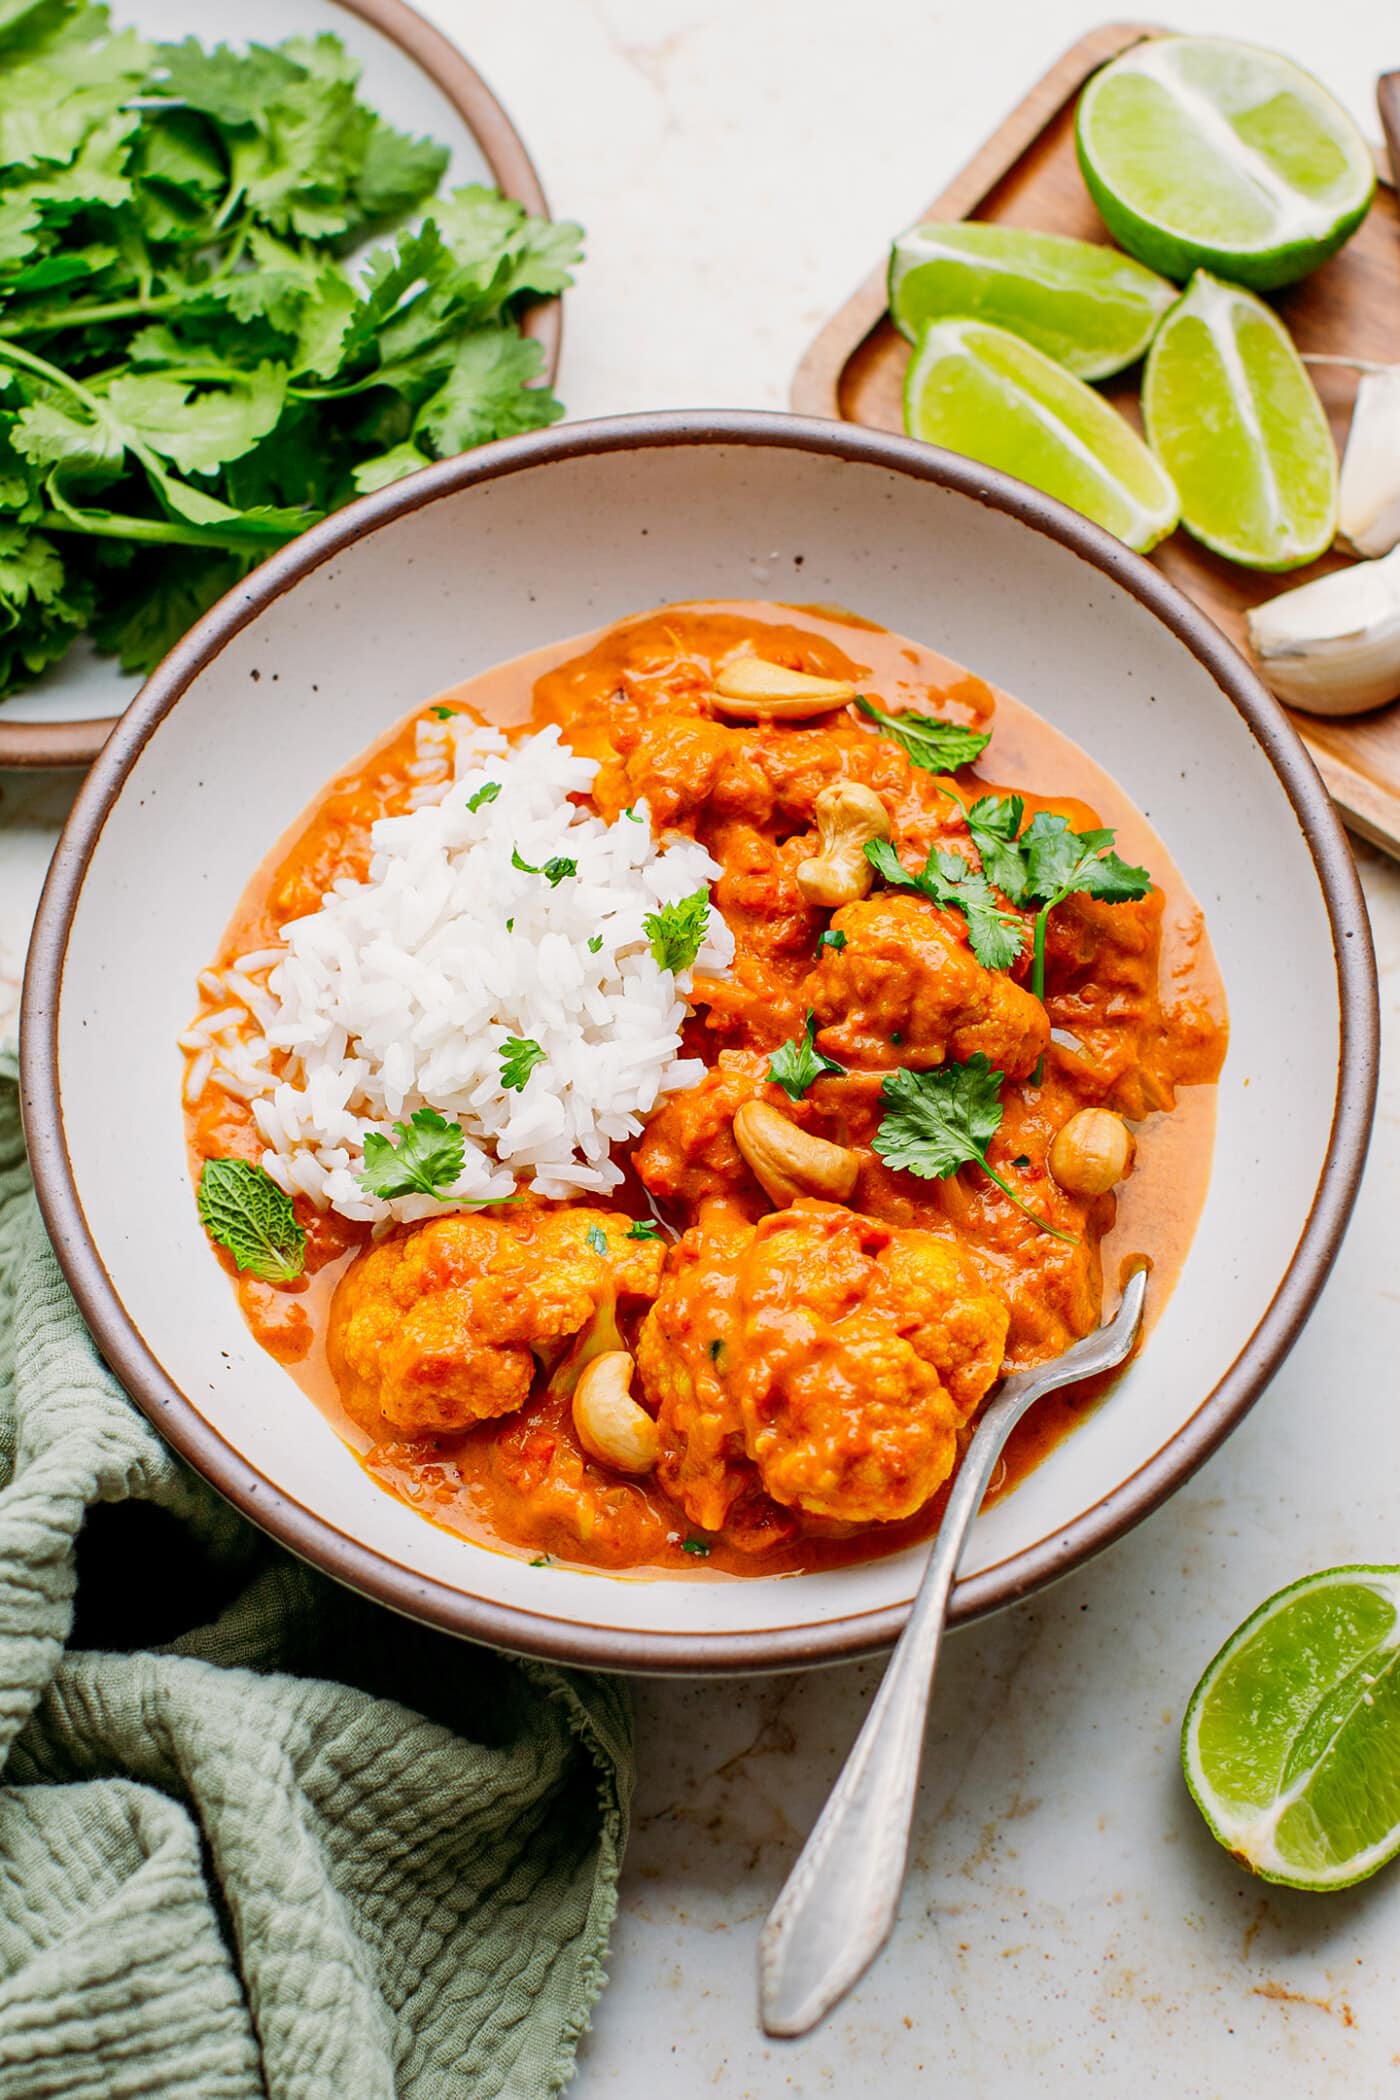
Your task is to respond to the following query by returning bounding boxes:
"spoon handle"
[758,1268,1147,2038]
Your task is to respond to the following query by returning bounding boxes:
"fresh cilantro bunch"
[873,1057,1075,1242]
[0,4,583,699]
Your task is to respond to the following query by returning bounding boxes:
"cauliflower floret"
[810,891,1048,1078]
[637,1200,1008,1530]
[328,1208,665,1440]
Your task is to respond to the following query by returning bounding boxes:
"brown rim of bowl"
[20,409,1380,1676]
[0,0,559,775]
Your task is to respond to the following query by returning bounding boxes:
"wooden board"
[791,23,1400,856]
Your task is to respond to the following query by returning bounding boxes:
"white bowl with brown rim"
[20,412,1378,1672]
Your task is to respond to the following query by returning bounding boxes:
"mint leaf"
[767,1010,845,1100]
[197,1156,306,1280]
[874,1058,1074,1242]
[643,889,710,973]
[358,1107,466,1201]
[855,693,990,774]
[500,1036,545,1092]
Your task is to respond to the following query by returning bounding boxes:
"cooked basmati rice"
[210,719,734,1225]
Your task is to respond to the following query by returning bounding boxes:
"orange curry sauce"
[186,602,1226,1579]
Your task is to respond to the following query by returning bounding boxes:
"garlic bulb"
[1246,545,1400,716]
[1339,366,1400,558]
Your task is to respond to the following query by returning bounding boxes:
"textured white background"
[3,2,1399,2093]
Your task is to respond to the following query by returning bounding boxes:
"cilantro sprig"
[0,11,583,701]
[865,838,1026,972]
[855,694,990,774]
[198,1157,306,1280]
[500,1037,546,1092]
[873,1058,1075,1242]
[767,1010,846,1100]
[643,889,711,974]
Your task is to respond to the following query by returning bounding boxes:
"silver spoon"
[758,1265,1149,2038]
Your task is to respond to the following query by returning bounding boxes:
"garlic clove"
[1339,366,1400,559]
[1245,544,1400,716]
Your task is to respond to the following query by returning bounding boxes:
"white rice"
[196,718,733,1225]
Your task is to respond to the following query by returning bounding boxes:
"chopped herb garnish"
[681,1538,712,1556]
[588,934,604,954]
[466,780,501,812]
[198,1158,305,1282]
[431,706,457,720]
[1013,1153,1031,1170]
[623,804,644,822]
[865,837,1026,972]
[586,1223,608,1255]
[355,1107,515,1204]
[873,1057,1075,1242]
[855,694,991,774]
[707,1338,725,1363]
[500,1036,546,1091]
[817,927,847,954]
[511,844,577,886]
[627,1220,662,1240]
[643,888,710,973]
[529,1554,553,1568]
[767,1009,845,1100]
[506,918,514,932]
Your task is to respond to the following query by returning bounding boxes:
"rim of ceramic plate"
[0,0,560,773]
[19,410,1381,1674]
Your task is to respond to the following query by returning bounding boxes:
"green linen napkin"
[0,1054,632,2099]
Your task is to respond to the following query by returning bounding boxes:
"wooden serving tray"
[792,23,1400,856]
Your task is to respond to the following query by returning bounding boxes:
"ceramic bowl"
[21,413,1378,1673]
[0,0,557,771]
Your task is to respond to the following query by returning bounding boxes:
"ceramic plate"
[21,413,1379,1673]
[0,0,557,771]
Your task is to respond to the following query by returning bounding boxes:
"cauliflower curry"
[187,602,1226,1578]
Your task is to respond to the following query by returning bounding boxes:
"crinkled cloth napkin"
[0,1054,632,2099]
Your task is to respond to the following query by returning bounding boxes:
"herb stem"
[978,1159,1078,1245]
[0,335,108,413]
[0,290,192,335]
[37,506,289,555]
[1029,889,1064,1086]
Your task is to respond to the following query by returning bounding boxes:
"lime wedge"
[903,317,1178,552]
[1142,270,1336,569]
[889,223,1175,381]
[1183,1566,1400,1891]
[1077,36,1375,291]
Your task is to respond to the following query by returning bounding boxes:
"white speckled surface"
[4,0,1399,2089]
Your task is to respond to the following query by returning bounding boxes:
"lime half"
[1142,270,1336,569]
[1184,1566,1400,1891]
[889,223,1175,380]
[904,317,1178,552]
[1077,36,1375,290]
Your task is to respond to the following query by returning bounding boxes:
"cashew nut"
[711,654,857,720]
[571,1351,659,1474]
[733,1098,861,1206]
[1048,1108,1135,1197]
[796,781,892,906]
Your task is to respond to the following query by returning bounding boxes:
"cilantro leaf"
[357,1106,466,1201]
[104,364,287,477]
[627,1219,662,1240]
[500,1036,545,1092]
[816,928,847,954]
[855,693,990,774]
[511,844,576,885]
[586,1223,608,1256]
[873,1059,1075,1242]
[1021,812,1150,909]
[588,934,604,954]
[466,780,500,811]
[643,889,710,974]
[767,1009,845,1100]
[681,1538,711,1556]
[197,1156,306,1280]
[965,793,1030,903]
[0,521,90,690]
[864,838,1026,972]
